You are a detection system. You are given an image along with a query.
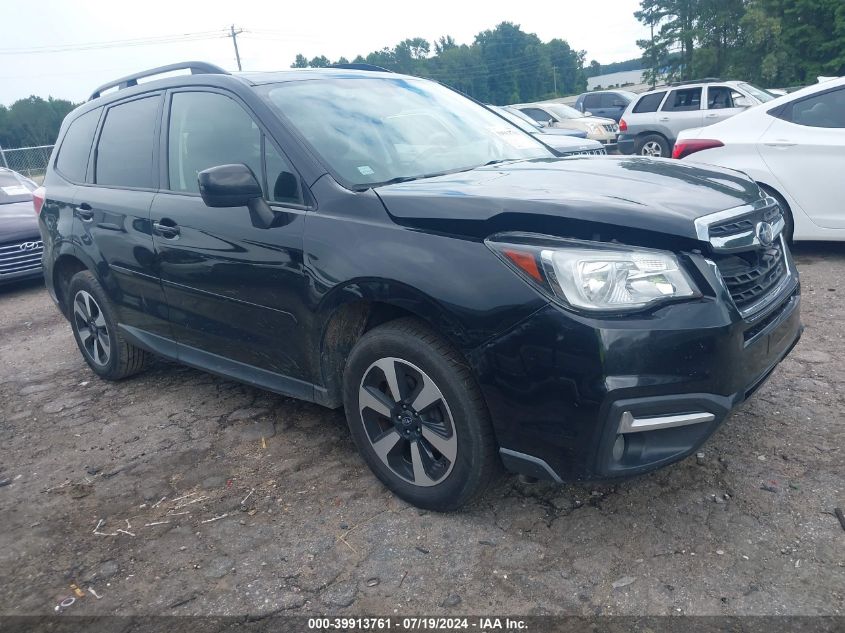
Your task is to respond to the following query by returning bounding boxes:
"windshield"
[262,77,552,187]
[0,171,34,206]
[490,106,540,134]
[546,104,586,120]
[738,82,776,103]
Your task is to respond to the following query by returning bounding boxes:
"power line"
[0,30,229,55]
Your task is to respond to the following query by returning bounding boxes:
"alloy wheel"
[73,290,111,366]
[358,357,457,487]
[640,141,663,157]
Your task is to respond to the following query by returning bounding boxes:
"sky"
[0,0,649,105]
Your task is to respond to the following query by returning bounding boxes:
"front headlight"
[487,235,699,312]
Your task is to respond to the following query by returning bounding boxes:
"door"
[151,89,311,382]
[703,85,747,126]
[758,85,845,228]
[75,94,172,338]
[658,87,704,140]
[582,93,603,117]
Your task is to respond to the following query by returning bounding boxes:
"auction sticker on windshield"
[489,126,538,150]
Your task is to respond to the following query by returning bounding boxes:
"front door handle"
[75,202,94,221]
[658,117,670,122]
[152,219,181,239]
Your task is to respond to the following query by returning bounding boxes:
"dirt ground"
[0,244,843,618]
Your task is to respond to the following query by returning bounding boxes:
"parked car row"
[513,102,620,149]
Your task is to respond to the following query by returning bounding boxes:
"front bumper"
[468,254,802,482]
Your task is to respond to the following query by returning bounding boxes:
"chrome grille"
[562,148,607,157]
[715,239,787,312]
[602,123,618,133]
[0,239,43,278]
[699,198,794,317]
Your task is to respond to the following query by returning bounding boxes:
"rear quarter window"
[55,108,101,183]
[632,92,666,113]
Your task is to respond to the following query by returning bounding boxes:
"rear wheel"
[636,134,670,158]
[68,271,152,380]
[343,318,499,511]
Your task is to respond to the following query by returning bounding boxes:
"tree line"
[0,96,76,149]
[637,0,845,87]
[291,22,589,105]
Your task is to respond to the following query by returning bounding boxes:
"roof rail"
[329,63,392,73]
[89,61,229,101]
[667,77,724,87]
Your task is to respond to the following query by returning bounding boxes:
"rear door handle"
[75,202,94,221]
[152,219,181,238]
[764,140,796,148]
[658,117,670,122]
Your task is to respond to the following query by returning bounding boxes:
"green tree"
[290,54,309,68]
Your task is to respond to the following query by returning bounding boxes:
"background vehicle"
[0,167,43,285]
[39,63,800,512]
[489,106,606,155]
[501,106,587,138]
[574,90,637,122]
[514,103,619,148]
[675,76,845,242]
[617,80,777,157]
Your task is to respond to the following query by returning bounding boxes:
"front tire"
[343,318,499,511]
[636,133,670,157]
[67,271,152,380]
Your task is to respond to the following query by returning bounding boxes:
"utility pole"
[552,66,558,96]
[650,18,657,89]
[229,24,243,71]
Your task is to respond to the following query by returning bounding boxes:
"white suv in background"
[675,77,845,242]
[617,80,777,157]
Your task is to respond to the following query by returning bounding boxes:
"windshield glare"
[547,104,585,120]
[263,77,552,187]
[738,82,776,103]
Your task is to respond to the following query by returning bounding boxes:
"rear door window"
[55,108,101,183]
[583,94,601,110]
[777,87,845,128]
[632,92,666,113]
[95,96,160,189]
[662,88,702,112]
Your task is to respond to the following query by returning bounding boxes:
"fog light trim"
[619,410,715,434]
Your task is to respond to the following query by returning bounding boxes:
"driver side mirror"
[584,111,593,117]
[734,96,752,108]
[198,164,275,229]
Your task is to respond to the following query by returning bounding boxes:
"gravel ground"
[0,243,843,617]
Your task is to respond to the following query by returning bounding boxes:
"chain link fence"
[0,144,54,183]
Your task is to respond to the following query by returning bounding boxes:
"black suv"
[38,62,802,510]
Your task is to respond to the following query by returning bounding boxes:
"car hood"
[375,156,762,243]
[0,200,40,243]
[535,134,604,153]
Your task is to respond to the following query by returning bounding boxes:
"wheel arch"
[51,253,92,317]
[313,280,472,408]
